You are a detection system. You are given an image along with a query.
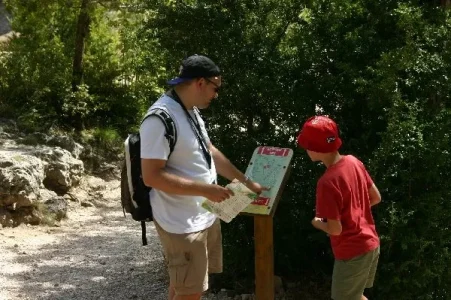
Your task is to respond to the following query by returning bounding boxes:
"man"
[140,54,267,300]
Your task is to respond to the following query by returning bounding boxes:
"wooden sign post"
[240,146,293,300]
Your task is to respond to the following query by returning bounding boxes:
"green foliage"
[1,0,451,298]
[0,0,147,133]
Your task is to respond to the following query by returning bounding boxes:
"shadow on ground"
[3,204,169,300]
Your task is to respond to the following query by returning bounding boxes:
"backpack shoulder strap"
[141,108,177,154]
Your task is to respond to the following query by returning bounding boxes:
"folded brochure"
[201,179,257,223]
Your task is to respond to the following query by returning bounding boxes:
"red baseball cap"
[296,115,342,153]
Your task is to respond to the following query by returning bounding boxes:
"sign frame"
[240,146,293,217]
[239,146,293,300]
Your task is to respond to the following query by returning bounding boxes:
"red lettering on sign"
[257,146,289,157]
[251,197,270,206]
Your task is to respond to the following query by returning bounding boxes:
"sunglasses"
[204,77,221,93]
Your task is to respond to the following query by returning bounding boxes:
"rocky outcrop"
[0,119,85,227]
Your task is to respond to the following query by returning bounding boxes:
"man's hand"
[246,180,270,194]
[203,184,234,203]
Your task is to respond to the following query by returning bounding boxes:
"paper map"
[201,180,257,223]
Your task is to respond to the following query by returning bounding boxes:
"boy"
[297,115,381,300]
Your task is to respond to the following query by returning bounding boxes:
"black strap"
[141,221,147,246]
[139,109,176,247]
[169,90,212,169]
[141,108,177,155]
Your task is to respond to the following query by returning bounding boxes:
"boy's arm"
[369,183,381,206]
[313,180,343,235]
[312,218,342,236]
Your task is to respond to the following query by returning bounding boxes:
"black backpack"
[120,108,177,245]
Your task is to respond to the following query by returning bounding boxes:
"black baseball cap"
[167,55,221,85]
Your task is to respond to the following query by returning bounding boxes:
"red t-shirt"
[316,155,380,260]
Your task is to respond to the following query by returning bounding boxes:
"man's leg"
[207,219,223,275]
[154,220,209,300]
[168,286,175,300]
[174,293,202,300]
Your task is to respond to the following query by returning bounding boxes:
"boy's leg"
[331,247,379,300]
[364,247,380,289]
[154,220,209,299]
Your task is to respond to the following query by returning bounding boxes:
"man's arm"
[311,217,342,236]
[210,144,246,183]
[210,144,269,194]
[141,159,232,202]
[369,183,381,206]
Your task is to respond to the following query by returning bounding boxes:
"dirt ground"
[0,177,328,300]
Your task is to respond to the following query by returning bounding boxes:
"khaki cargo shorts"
[154,219,223,296]
[332,246,380,300]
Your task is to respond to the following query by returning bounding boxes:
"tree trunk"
[72,0,90,92]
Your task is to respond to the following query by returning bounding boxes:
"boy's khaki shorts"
[332,246,380,300]
[154,219,223,296]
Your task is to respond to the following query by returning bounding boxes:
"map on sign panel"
[241,147,293,215]
[249,155,284,190]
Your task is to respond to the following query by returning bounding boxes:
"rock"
[274,275,284,295]
[47,135,84,159]
[17,207,43,225]
[81,200,94,207]
[39,189,58,202]
[0,118,123,227]
[19,132,49,146]
[64,193,80,203]
[35,147,84,195]
[0,118,18,134]
[0,153,44,208]
[43,197,67,221]
[0,208,14,227]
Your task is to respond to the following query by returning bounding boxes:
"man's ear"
[192,78,203,90]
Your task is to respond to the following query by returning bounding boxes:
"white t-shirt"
[139,94,217,234]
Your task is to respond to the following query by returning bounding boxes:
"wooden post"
[254,215,274,300]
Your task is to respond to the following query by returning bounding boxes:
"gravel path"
[0,180,231,300]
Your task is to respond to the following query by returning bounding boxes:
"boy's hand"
[312,217,342,236]
[312,217,323,229]
[311,217,324,228]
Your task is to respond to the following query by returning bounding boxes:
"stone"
[0,153,45,208]
[35,147,84,195]
[0,124,85,226]
[274,275,285,295]
[47,135,84,159]
[44,197,67,221]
